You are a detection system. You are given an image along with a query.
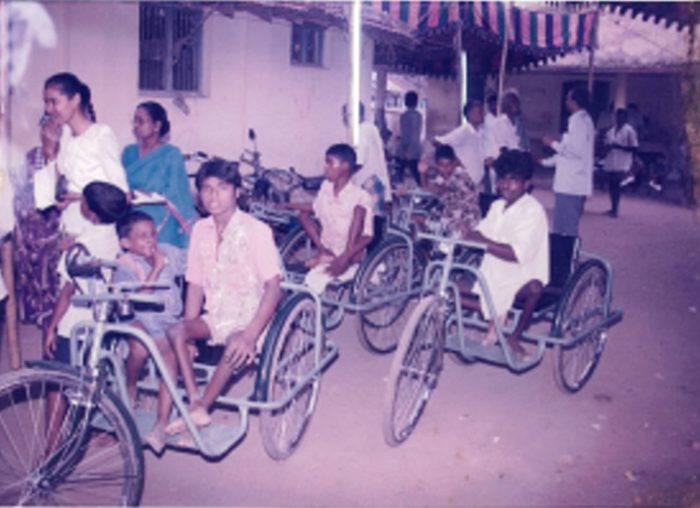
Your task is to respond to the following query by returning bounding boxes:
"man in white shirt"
[483,91,521,194]
[343,103,392,212]
[542,86,595,237]
[434,100,485,188]
[484,93,498,131]
[603,108,638,217]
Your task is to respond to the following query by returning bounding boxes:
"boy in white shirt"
[466,149,549,358]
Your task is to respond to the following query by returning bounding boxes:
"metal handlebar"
[415,232,487,252]
[72,281,170,307]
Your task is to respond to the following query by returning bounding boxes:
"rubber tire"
[383,296,444,447]
[552,259,609,393]
[353,237,426,353]
[258,293,322,460]
[278,225,318,270]
[0,367,144,506]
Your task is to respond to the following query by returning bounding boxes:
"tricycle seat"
[512,233,579,315]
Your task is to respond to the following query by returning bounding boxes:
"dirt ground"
[2,183,700,507]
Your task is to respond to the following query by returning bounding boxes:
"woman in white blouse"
[35,72,129,240]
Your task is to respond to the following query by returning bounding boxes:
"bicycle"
[0,245,338,505]
[238,128,323,206]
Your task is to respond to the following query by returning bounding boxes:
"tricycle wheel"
[354,237,426,353]
[0,367,144,506]
[552,259,609,393]
[278,225,317,270]
[383,296,444,446]
[258,293,322,460]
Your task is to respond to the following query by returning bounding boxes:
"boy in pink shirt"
[165,159,282,438]
[281,144,374,293]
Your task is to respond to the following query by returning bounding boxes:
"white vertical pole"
[0,1,21,370]
[350,0,362,145]
[460,50,468,125]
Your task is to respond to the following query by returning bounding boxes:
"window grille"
[139,3,203,93]
[290,23,324,67]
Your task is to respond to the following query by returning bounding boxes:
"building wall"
[10,2,375,176]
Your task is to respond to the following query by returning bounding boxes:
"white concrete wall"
[9,2,375,176]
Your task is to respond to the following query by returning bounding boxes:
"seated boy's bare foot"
[164,403,211,435]
[481,324,498,345]
[146,424,166,455]
[304,252,333,269]
[506,337,530,360]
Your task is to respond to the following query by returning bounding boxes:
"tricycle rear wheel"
[552,260,609,393]
[258,294,322,460]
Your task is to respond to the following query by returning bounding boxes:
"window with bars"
[290,23,324,67]
[139,3,203,93]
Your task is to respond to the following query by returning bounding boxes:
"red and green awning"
[369,1,598,52]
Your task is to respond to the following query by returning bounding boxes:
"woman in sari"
[122,102,196,250]
[13,115,62,327]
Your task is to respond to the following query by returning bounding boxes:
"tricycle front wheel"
[383,296,444,447]
[0,367,144,506]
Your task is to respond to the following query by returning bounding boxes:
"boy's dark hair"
[405,91,418,109]
[434,144,457,162]
[116,210,155,239]
[326,143,359,173]
[494,149,534,181]
[568,86,590,111]
[463,99,483,119]
[195,158,242,190]
[83,181,130,224]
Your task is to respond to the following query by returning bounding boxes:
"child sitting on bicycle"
[44,181,130,364]
[165,159,282,443]
[416,144,481,238]
[113,210,185,453]
[465,149,549,359]
[280,143,374,294]
[43,181,129,452]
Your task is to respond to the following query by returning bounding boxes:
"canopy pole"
[0,1,21,371]
[587,8,599,97]
[496,24,508,115]
[350,0,362,146]
[587,46,595,96]
[455,22,466,125]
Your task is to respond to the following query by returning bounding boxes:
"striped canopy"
[370,1,598,52]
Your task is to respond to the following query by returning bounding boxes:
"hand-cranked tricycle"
[0,246,337,506]
[273,188,443,354]
[383,231,624,446]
